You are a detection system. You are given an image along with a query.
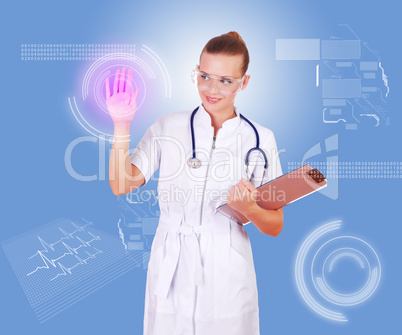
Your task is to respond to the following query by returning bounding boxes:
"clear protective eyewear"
[191,65,245,96]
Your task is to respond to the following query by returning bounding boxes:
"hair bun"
[222,31,246,45]
[202,31,250,75]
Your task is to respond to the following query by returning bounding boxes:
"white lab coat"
[130,103,283,335]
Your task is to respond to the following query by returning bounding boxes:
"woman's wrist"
[241,201,260,219]
[111,122,131,144]
[113,122,131,133]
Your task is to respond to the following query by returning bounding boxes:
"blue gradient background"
[1,0,400,334]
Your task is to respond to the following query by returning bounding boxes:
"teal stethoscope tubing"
[188,106,268,176]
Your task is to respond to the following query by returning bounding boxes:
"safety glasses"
[191,65,245,96]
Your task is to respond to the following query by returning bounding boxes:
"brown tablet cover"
[216,164,327,225]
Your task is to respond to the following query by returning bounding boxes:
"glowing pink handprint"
[105,66,140,125]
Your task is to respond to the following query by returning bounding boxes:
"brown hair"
[200,31,250,76]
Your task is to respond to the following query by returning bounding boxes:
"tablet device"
[216,164,327,225]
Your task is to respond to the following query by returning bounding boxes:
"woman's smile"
[205,95,222,104]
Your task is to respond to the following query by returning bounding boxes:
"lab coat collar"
[197,103,241,133]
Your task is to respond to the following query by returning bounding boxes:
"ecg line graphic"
[26,221,102,280]
[2,217,143,323]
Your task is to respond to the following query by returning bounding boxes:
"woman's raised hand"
[105,66,140,125]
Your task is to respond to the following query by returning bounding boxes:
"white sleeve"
[250,130,283,188]
[130,116,164,186]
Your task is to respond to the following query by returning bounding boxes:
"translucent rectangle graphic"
[287,161,402,179]
[336,62,353,67]
[322,79,362,98]
[360,61,378,71]
[142,218,159,235]
[128,242,144,250]
[363,73,376,79]
[275,39,320,60]
[323,99,347,106]
[20,43,136,61]
[1,218,142,323]
[329,108,342,115]
[345,124,358,130]
[128,223,142,228]
[321,40,361,59]
[362,87,377,92]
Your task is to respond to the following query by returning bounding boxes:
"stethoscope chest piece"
[187,157,202,168]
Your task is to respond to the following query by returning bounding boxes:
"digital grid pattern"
[1,218,144,323]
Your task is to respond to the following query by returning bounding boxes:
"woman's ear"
[242,74,250,90]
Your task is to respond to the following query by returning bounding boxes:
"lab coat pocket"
[213,224,258,318]
[228,224,257,289]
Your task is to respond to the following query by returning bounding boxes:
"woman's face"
[197,52,250,114]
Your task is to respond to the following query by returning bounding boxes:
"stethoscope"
[186,106,268,182]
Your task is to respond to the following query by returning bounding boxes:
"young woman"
[107,31,284,335]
